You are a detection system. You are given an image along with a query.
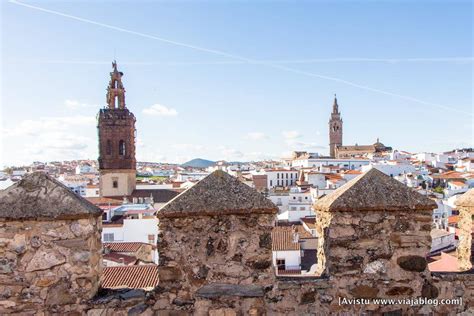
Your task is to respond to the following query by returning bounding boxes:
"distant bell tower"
[329,94,343,158]
[97,61,136,197]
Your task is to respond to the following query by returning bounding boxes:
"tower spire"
[106,61,126,109]
[333,94,339,114]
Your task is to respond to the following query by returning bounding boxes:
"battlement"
[1,171,473,314]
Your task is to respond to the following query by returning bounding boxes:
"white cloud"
[282,130,302,140]
[2,115,96,137]
[245,132,268,141]
[220,147,244,160]
[143,104,178,116]
[65,99,98,109]
[1,115,97,165]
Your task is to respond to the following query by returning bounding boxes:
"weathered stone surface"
[350,285,379,299]
[421,281,439,299]
[196,284,264,298]
[363,260,387,274]
[300,291,315,304]
[26,250,66,272]
[54,238,90,251]
[456,189,474,208]
[0,172,102,220]
[397,256,427,272]
[159,170,278,217]
[158,267,182,282]
[314,168,437,212]
[46,282,76,305]
[385,286,414,296]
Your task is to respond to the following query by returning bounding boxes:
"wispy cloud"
[2,115,95,137]
[282,130,302,140]
[245,132,268,141]
[9,57,474,66]
[143,104,178,116]
[220,146,244,160]
[65,99,98,109]
[9,0,470,116]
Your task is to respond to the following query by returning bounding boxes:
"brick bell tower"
[329,94,343,158]
[97,61,136,197]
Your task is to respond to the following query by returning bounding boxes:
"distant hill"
[181,158,215,168]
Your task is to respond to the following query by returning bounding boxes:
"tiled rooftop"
[101,265,159,290]
[272,226,301,251]
[104,242,153,253]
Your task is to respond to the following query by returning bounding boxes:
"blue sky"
[1,0,473,166]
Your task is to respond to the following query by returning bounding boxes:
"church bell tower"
[97,61,136,197]
[329,95,343,158]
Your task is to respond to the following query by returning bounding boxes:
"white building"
[278,187,314,222]
[75,164,97,175]
[444,181,469,198]
[456,158,474,172]
[176,172,209,182]
[84,184,100,197]
[430,229,456,254]
[291,158,370,170]
[361,161,416,177]
[271,224,318,276]
[262,169,298,189]
[102,204,159,254]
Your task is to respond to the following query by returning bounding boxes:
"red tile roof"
[104,242,152,253]
[272,227,300,251]
[103,253,137,265]
[428,252,460,272]
[101,265,159,290]
[85,197,122,206]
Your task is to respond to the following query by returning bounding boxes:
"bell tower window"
[119,140,126,156]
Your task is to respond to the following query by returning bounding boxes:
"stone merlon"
[314,168,437,212]
[456,188,474,208]
[159,170,278,218]
[0,172,102,220]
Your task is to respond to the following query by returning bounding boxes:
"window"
[106,139,112,155]
[270,180,273,186]
[103,233,114,242]
[119,140,126,156]
[276,259,285,270]
[112,178,118,188]
[286,173,288,179]
[277,173,280,179]
[300,207,305,210]
[291,207,297,211]
[102,212,107,221]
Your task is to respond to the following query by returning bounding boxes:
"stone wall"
[156,213,276,314]
[0,215,102,314]
[1,172,474,315]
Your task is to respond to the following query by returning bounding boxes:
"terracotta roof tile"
[101,265,159,290]
[103,253,137,265]
[104,242,152,253]
[272,227,300,251]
